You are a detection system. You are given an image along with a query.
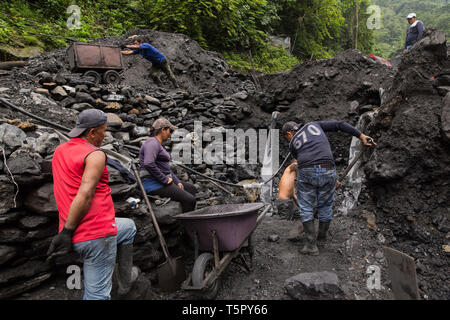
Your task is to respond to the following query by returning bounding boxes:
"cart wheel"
[83,70,101,85]
[192,253,220,300]
[103,70,120,85]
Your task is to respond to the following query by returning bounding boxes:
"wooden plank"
[383,246,420,300]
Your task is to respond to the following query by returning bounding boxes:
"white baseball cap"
[406,13,416,19]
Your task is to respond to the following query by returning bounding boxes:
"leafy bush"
[224,43,300,74]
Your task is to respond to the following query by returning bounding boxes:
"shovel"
[131,162,186,292]
[337,138,374,189]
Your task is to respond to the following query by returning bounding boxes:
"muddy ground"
[16,213,393,300]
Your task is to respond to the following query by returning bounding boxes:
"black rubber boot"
[300,220,319,256]
[317,221,331,242]
[114,243,140,297]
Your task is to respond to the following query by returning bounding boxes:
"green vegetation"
[5,1,446,72]
[224,43,300,74]
[371,0,450,58]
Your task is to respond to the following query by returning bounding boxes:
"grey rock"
[18,215,50,229]
[103,94,125,102]
[152,201,183,225]
[144,95,161,105]
[132,126,151,138]
[0,245,17,266]
[50,86,67,101]
[25,224,57,241]
[0,260,51,286]
[36,71,53,84]
[0,228,27,243]
[110,182,137,199]
[71,102,93,111]
[437,86,450,96]
[75,92,96,105]
[6,148,42,176]
[62,85,76,96]
[28,132,61,156]
[349,100,359,114]
[31,92,58,107]
[0,123,27,153]
[285,271,344,300]
[0,272,52,300]
[23,183,58,216]
[0,211,22,226]
[232,91,249,100]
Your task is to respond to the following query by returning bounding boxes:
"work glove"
[46,227,74,263]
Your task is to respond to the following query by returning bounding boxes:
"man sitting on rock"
[403,13,425,54]
[48,109,140,300]
[121,37,179,88]
[282,120,375,256]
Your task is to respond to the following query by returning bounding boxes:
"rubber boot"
[171,79,180,89]
[317,221,331,242]
[115,243,140,297]
[300,220,319,256]
[152,76,162,86]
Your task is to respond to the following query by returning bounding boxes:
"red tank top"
[52,138,117,243]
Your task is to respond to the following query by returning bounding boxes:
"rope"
[1,146,19,208]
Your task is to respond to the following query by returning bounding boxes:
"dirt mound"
[19,29,248,95]
[363,30,450,299]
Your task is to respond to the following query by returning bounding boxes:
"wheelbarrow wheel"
[103,70,120,85]
[83,70,101,85]
[192,253,220,300]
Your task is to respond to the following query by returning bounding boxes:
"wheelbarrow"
[174,202,270,299]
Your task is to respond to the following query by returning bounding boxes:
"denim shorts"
[295,167,337,223]
[72,217,136,300]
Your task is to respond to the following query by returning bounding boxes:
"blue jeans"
[406,45,412,52]
[296,167,337,223]
[73,217,137,300]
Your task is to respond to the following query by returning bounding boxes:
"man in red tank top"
[48,109,139,300]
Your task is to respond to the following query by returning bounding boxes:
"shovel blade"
[157,256,186,293]
[383,246,420,300]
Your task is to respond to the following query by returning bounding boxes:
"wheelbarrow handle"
[131,162,172,261]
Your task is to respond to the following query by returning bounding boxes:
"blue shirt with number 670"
[289,121,362,168]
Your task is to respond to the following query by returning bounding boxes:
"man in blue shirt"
[403,13,425,54]
[121,37,179,88]
[282,120,375,255]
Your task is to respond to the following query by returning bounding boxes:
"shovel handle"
[131,162,172,260]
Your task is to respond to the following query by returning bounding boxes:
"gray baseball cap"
[281,121,300,135]
[68,109,108,138]
[152,117,177,131]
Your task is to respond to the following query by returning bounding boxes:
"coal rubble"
[0,28,449,300]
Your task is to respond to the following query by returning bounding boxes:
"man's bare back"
[278,160,298,201]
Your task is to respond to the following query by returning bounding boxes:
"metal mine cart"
[67,43,124,85]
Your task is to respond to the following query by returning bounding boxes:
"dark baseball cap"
[152,117,177,131]
[68,109,108,138]
[281,121,300,135]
